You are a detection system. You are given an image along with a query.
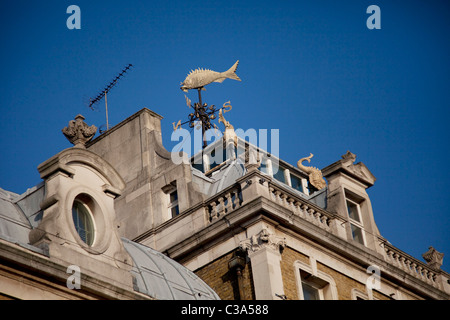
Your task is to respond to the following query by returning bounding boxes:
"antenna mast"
[88,64,133,131]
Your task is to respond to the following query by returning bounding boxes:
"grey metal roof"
[13,182,44,228]
[206,159,246,196]
[0,188,32,244]
[122,238,220,300]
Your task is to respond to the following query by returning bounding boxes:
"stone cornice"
[158,193,449,300]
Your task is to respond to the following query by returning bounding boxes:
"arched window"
[72,199,95,246]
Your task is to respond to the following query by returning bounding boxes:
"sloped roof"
[0,188,32,244]
[206,158,246,196]
[122,238,220,300]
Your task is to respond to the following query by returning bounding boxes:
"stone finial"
[422,246,444,271]
[62,114,97,148]
[341,150,356,163]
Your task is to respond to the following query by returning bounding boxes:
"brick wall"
[280,246,309,300]
[280,246,390,300]
[195,246,392,300]
[194,251,255,300]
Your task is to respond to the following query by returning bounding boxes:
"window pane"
[72,201,94,246]
[170,191,178,203]
[208,150,218,170]
[302,282,320,300]
[290,174,304,193]
[273,167,285,183]
[346,200,360,222]
[351,223,364,245]
[192,162,204,172]
[171,205,180,218]
[259,161,268,174]
[209,148,225,170]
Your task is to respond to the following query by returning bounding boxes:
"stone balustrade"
[268,183,332,231]
[206,184,243,222]
[383,243,440,288]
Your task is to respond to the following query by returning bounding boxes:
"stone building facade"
[1,107,449,300]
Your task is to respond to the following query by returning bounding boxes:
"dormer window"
[346,198,365,245]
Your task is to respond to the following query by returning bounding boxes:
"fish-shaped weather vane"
[180,60,241,92]
[177,60,241,150]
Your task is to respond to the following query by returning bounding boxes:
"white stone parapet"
[268,183,332,232]
[206,184,243,222]
[383,242,441,289]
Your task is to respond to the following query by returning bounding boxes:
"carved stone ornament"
[341,150,357,163]
[297,153,327,190]
[62,114,97,148]
[218,104,234,130]
[422,246,444,271]
[219,101,238,146]
[239,227,286,254]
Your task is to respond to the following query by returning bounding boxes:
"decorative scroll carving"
[297,153,326,190]
[218,102,234,130]
[62,114,97,148]
[422,246,444,271]
[239,227,286,254]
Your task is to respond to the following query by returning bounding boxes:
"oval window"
[72,200,95,246]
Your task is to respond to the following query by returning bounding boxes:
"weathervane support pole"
[198,88,207,149]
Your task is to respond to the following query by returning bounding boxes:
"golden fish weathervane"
[175,60,241,149]
[180,60,241,92]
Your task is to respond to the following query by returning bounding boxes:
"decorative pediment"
[38,147,125,193]
[322,151,376,188]
[348,162,376,185]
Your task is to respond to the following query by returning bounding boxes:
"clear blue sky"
[1,0,449,271]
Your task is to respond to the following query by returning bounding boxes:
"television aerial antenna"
[88,64,133,131]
